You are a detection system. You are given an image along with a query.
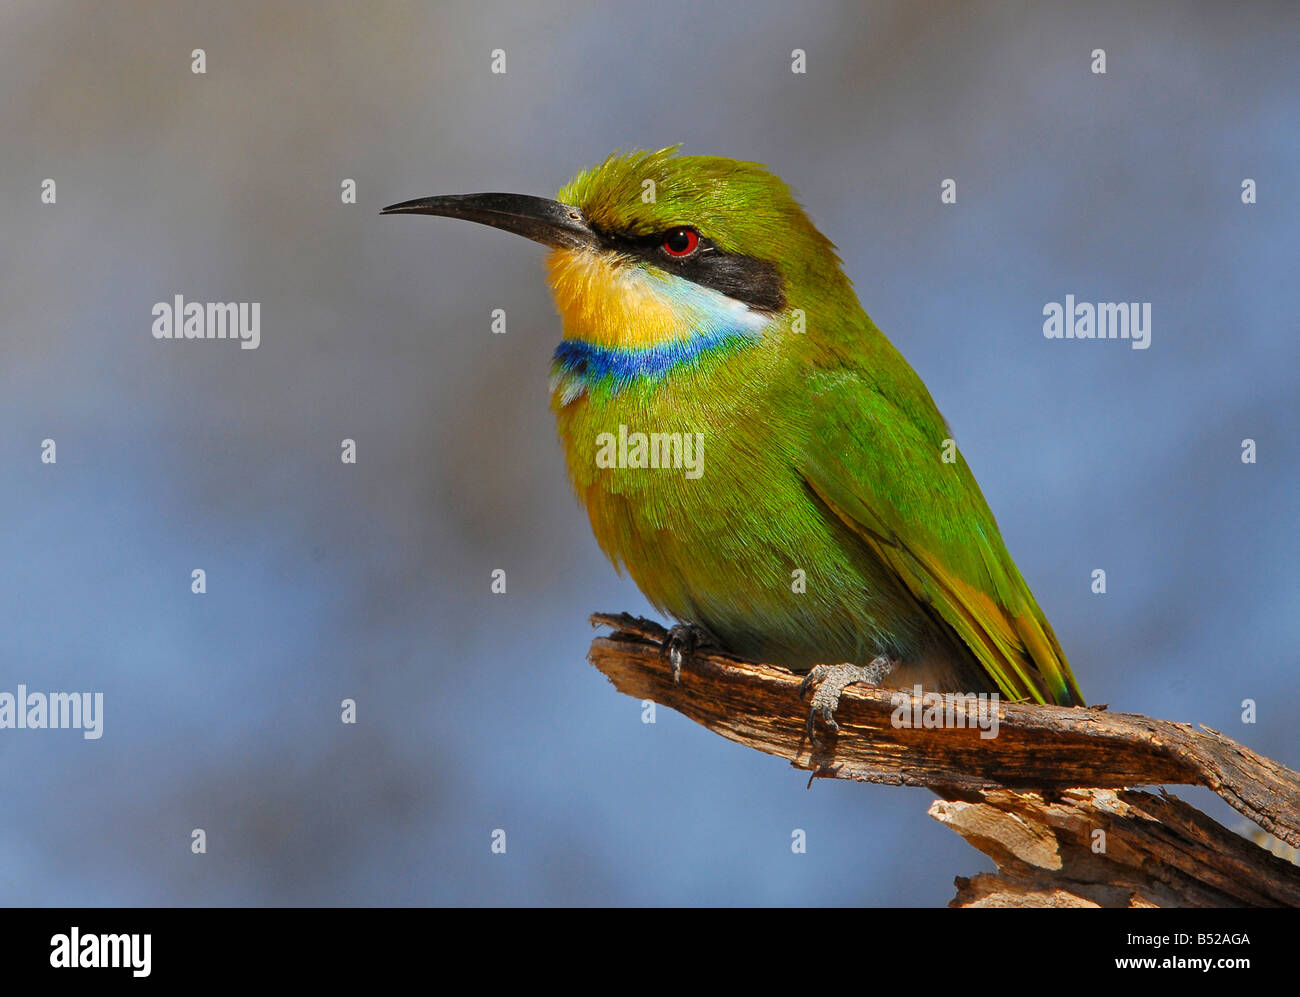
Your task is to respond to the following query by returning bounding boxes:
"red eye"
[662,227,700,257]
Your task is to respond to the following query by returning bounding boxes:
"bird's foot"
[660,622,717,683]
[799,657,894,740]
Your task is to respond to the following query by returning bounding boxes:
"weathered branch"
[589,612,1300,907]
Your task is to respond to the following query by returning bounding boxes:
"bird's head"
[383,149,853,360]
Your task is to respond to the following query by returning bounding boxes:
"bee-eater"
[384,148,1085,732]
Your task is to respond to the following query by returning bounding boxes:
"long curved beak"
[380,193,598,250]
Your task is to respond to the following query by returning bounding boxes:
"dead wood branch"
[588,612,1300,907]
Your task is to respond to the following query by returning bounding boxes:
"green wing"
[800,356,1084,706]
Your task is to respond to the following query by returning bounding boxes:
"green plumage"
[551,150,1083,706]
[385,148,1085,707]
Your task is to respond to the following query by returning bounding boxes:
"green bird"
[384,148,1085,731]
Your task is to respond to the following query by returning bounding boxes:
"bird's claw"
[799,657,892,741]
[660,622,715,683]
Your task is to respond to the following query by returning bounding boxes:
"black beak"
[380,193,598,251]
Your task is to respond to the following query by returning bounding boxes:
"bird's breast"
[548,351,937,671]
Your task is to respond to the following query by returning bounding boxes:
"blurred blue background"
[1,0,1296,905]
